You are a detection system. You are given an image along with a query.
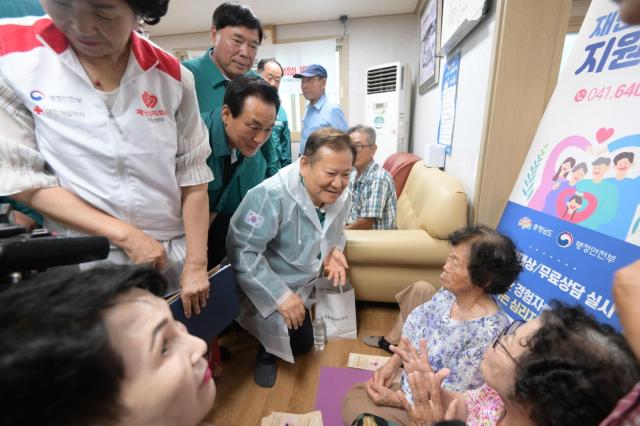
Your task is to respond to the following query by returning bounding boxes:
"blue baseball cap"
[293,64,327,79]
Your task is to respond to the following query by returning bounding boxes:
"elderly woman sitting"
[342,225,521,425]
[394,303,639,426]
[0,267,216,426]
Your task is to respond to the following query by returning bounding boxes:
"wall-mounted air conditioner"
[364,62,411,164]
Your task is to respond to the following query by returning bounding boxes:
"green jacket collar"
[201,48,228,91]
[211,106,232,158]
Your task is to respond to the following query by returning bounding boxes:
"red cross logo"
[33,106,43,115]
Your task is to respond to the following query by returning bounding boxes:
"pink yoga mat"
[314,367,374,426]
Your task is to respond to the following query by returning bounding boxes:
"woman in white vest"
[0,0,211,317]
[227,128,354,388]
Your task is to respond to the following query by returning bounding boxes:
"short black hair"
[515,303,640,426]
[212,2,263,43]
[257,58,284,76]
[0,266,167,426]
[303,128,357,165]
[448,225,522,294]
[223,74,280,117]
[125,0,169,25]
[614,151,635,165]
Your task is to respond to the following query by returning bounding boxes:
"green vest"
[183,50,278,210]
[204,108,268,214]
[0,0,44,18]
[263,106,292,174]
[182,48,227,118]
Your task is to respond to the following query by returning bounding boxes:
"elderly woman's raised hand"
[373,356,401,388]
[397,370,457,426]
[613,259,640,308]
[365,378,403,408]
[391,337,433,375]
[613,259,640,357]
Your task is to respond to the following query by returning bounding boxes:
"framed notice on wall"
[419,0,442,93]
[436,52,461,155]
[441,0,490,54]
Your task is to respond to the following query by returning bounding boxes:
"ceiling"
[148,0,421,37]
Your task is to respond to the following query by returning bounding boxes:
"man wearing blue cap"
[294,64,348,154]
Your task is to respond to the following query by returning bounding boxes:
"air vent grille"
[367,65,397,94]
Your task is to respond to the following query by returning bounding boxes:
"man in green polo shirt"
[183,2,278,268]
[202,75,279,268]
[183,2,261,118]
[257,57,292,176]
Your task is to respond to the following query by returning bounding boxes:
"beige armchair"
[344,161,468,302]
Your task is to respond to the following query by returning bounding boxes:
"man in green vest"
[183,2,278,268]
[202,75,279,268]
[183,2,261,119]
[257,58,292,176]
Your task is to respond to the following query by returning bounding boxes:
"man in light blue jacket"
[227,128,355,387]
[294,64,348,154]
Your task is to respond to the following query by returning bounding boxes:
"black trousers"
[207,213,232,270]
[258,309,314,362]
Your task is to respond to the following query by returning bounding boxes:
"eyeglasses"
[353,144,374,152]
[492,320,524,365]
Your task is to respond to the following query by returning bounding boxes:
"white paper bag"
[314,278,357,339]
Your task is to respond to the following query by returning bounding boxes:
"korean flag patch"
[244,210,264,229]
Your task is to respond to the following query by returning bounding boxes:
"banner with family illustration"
[496,0,640,329]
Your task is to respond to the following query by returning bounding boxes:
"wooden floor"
[204,301,398,426]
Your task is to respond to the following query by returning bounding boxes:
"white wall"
[275,14,419,126]
[151,32,211,53]
[411,10,497,202]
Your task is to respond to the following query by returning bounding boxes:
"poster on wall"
[436,52,461,154]
[419,0,441,93]
[496,0,640,329]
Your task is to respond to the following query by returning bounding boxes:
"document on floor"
[260,410,323,426]
[348,353,391,371]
